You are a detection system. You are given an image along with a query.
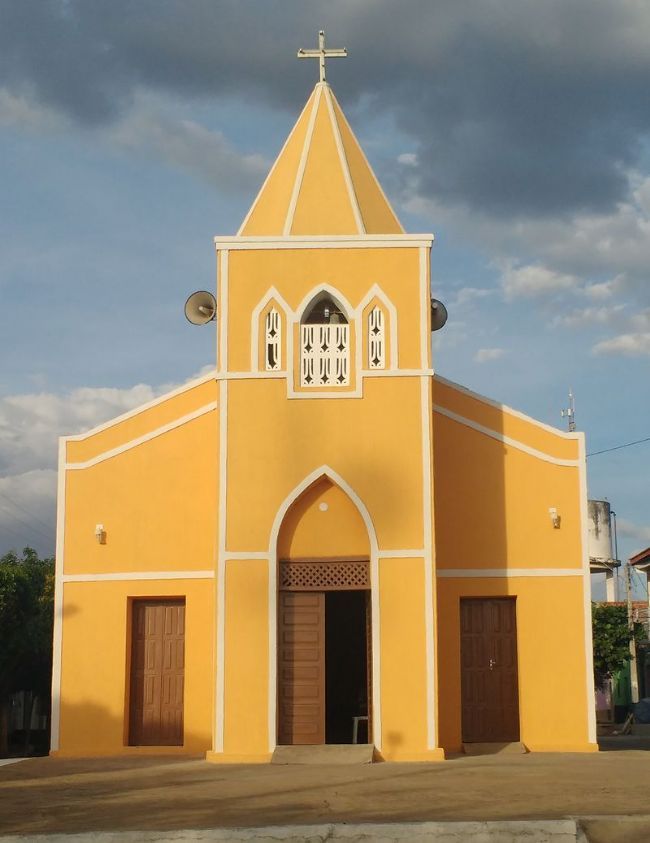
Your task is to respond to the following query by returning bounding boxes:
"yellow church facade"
[51,79,597,762]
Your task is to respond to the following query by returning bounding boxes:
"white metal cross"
[297,30,347,83]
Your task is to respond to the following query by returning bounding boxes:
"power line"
[0,504,54,543]
[0,488,55,533]
[0,517,38,548]
[587,435,650,458]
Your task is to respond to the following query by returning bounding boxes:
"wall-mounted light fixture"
[548,508,561,529]
[95,523,107,544]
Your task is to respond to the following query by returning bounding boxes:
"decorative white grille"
[301,324,349,386]
[368,306,385,369]
[265,308,281,371]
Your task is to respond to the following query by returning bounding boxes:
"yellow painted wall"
[278,477,370,559]
[291,93,359,235]
[57,579,213,756]
[226,376,424,553]
[436,577,594,752]
[432,411,583,570]
[379,556,430,760]
[64,409,219,575]
[223,559,270,759]
[432,380,594,752]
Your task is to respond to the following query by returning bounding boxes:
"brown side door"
[278,591,325,745]
[129,599,185,746]
[460,597,520,743]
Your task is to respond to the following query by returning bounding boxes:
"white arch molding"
[267,465,382,752]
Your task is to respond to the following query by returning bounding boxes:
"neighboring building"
[630,547,650,620]
[51,69,597,760]
[588,499,620,601]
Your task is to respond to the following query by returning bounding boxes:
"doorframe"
[267,466,381,753]
[276,561,373,746]
[459,595,521,744]
[127,596,186,747]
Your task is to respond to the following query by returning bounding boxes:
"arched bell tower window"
[265,307,281,371]
[300,293,350,387]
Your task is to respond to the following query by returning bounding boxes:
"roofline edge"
[214,234,434,250]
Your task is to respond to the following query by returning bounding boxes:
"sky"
[0,0,648,599]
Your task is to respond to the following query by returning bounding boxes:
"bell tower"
[204,34,445,761]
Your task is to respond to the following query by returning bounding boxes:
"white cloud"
[0,88,64,130]
[403,171,650,301]
[0,87,267,196]
[452,287,493,307]
[500,263,579,300]
[592,332,650,356]
[398,152,418,166]
[110,105,268,194]
[630,309,650,331]
[584,278,621,300]
[475,347,506,363]
[554,304,625,329]
[0,383,160,475]
[403,170,650,358]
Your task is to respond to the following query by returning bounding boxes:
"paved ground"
[1,744,650,837]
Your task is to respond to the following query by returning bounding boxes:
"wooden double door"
[460,597,520,743]
[129,599,185,746]
[277,560,371,745]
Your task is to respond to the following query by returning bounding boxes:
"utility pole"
[625,563,640,704]
[561,388,576,433]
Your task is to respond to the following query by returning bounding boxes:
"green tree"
[0,547,54,756]
[592,604,633,691]
[592,603,644,678]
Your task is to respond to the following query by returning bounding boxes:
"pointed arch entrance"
[274,473,376,746]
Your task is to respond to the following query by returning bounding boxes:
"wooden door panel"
[460,598,520,743]
[129,600,185,746]
[278,591,325,745]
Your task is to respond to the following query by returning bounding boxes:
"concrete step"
[271,744,374,765]
[462,741,527,756]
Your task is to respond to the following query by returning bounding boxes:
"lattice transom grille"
[280,560,369,591]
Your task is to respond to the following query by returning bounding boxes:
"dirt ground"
[1,745,650,836]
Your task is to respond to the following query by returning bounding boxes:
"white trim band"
[65,402,218,470]
[215,235,434,250]
[437,568,584,578]
[434,374,581,442]
[224,552,269,560]
[62,570,215,583]
[433,405,579,467]
[65,370,217,442]
[284,85,322,236]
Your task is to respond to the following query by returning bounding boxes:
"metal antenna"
[297,30,347,83]
[561,388,576,432]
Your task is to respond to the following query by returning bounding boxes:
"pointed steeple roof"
[238,83,404,236]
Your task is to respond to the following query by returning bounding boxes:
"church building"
[51,39,597,761]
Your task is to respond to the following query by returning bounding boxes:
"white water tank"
[588,499,614,564]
